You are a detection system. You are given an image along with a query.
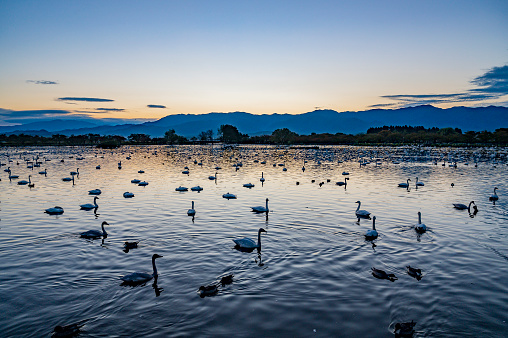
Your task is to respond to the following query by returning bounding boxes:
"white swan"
[80,196,99,210]
[355,201,371,217]
[123,192,134,198]
[187,201,196,216]
[45,206,64,215]
[70,168,79,176]
[121,254,163,284]
[415,211,427,233]
[490,187,499,201]
[233,228,267,249]
[88,189,101,195]
[365,216,378,239]
[251,198,269,213]
[415,177,424,186]
[17,175,31,185]
[80,221,108,238]
[222,192,237,199]
[398,179,411,188]
[260,172,265,182]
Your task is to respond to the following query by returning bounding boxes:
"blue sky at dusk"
[0,0,507,125]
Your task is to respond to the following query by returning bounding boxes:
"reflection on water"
[0,145,507,337]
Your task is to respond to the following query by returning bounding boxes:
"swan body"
[18,175,31,185]
[209,173,217,180]
[414,211,426,233]
[453,201,475,211]
[131,179,141,183]
[243,183,255,188]
[121,254,162,284]
[96,165,101,169]
[123,192,134,198]
[233,228,266,249]
[398,179,411,188]
[355,201,371,217]
[415,177,424,186]
[8,173,19,179]
[80,196,99,210]
[175,186,188,191]
[138,181,149,186]
[45,206,64,215]
[70,168,79,176]
[371,267,397,281]
[336,177,349,186]
[191,186,203,191]
[490,187,499,201]
[251,198,269,213]
[62,176,73,182]
[365,216,378,239]
[188,201,196,216]
[223,192,237,199]
[88,189,101,195]
[80,221,108,238]
[342,171,349,175]
[182,170,190,174]
[138,170,145,173]
[38,169,47,175]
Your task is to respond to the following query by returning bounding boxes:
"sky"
[0,0,507,125]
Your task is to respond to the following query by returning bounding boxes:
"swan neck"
[152,257,158,277]
[101,223,107,236]
[372,218,376,230]
[257,230,262,248]
[418,213,421,224]
[356,203,360,211]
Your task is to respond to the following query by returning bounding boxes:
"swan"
[52,319,89,338]
[233,228,266,249]
[38,169,47,175]
[80,196,99,210]
[191,186,203,191]
[394,321,416,337]
[123,192,134,198]
[138,181,149,186]
[8,172,19,179]
[365,216,378,239]
[415,177,424,186]
[371,267,397,281]
[80,221,108,238]
[260,172,265,182]
[220,274,234,286]
[243,183,255,188]
[355,201,371,217]
[121,254,163,284]
[17,175,31,185]
[62,176,74,182]
[138,170,145,173]
[175,186,188,191]
[3,166,10,172]
[208,172,217,180]
[96,165,101,169]
[45,206,64,215]
[453,201,475,211]
[223,192,237,199]
[336,177,349,186]
[251,198,269,213]
[406,266,422,280]
[88,189,101,195]
[70,168,79,176]
[131,179,141,183]
[188,201,196,216]
[414,211,427,233]
[489,187,499,201]
[398,179,411,188]
[342,171,349,175]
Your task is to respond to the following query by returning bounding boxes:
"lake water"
[0,145,507,337]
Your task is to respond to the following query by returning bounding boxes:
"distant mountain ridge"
[1,105,506,138]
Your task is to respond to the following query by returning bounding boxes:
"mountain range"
[1,105,506,138]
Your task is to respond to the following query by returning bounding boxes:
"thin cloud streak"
[57,97,114,102]
[147,104,166,108]
[95,108,125,112]
[27,80,59,85]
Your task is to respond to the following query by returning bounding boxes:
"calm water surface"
[0,145,507,337]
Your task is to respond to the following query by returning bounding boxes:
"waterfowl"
[371,267,397,281]
[260,172,265,182]
[70,168,79,176]
[80,196,99,210]
[188,201,196,216]
[38,169,47,175]
[208,172,217,180]
[251,198,269,213]
[198,284,218,297]
[175,186,188,191]
[45,206,64,215]
[123,192,134,198]
[406,266,422,280]
[62,176,74,182]
[138,170,145,173]
[138,181,149,186]
[191,186,203,191]
[124,241,139,249]
[453,201,475,211]
[223,192,237,199]
[355,201,371,217]
[131,179,141,183]
[88,189,101,195]
[233,228,266,249]
[414,211,426,233]
[398,179,411,188]
[96,165,101,169]
[394,320,416,337]
[17,175,31,185]
[121,254,163,284]
[342,171,349,175]
[415,177,424,186]
[80,221,108,238]
[182,170,190,174]
[489,187,499,201]
[336,177,349,186]
[52,319,89,338]
[243,183,255,188]
[365,216,378,239]
[220,274,234,286]
[8,173,19,179]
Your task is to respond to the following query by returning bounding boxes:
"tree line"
[1,125,507,147]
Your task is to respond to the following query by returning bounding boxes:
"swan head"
[259,228,267,233]
[101,221,109,226]
[355,201,360,204]
[152,254,163,259]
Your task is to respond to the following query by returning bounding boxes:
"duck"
[52,319,89,338]
[251,198,269,213]
[88,189,102,195]
[233,228,267,250]
[336,177,349,186]
[489,187,499,201]
[371,267,397,281]
[198,284,218,297]
[365,216,378,239]
[191,186,203,191]
[175,186,188,191]
[260,172,265,182]
[80,196,99,210]
[80,221,108,238]
[138,181,149,186]
[415,177,424,186]
[121,253,163,284]
[131,179,141,183]
[187,201,196,216]
[398,178,411,188]
[17,175,32,185]
[355,201,371,218]
[453,201,475,211]
[414,211,426,233]
[394,320,416,337]
[70,168,79,176]
[123,192,134,198]
[223,192,237,199]
[406,266,422,280]
[45,206,64,215]
[243,183,255,188]
[220,274,234,286]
